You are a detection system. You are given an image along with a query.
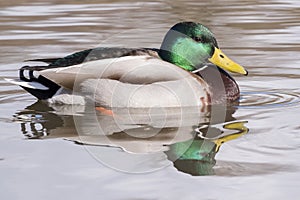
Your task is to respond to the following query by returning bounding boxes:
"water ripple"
[239,90,300,109]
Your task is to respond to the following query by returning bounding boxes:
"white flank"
[19,55,212,107]
[39,55,194,89]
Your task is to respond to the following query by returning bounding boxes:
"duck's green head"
[159,22,248,75]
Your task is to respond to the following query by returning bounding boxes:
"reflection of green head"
[165,138,217,176]
[165,121,249,176]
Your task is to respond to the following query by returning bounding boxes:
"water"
[1,0,300,199]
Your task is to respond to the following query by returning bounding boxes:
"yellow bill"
[208,47,248,75]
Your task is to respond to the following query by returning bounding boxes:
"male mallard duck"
[7,22,247,108]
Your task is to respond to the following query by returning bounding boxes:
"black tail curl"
[19,66,61,100]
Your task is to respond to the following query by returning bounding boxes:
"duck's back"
[9,48,160,100]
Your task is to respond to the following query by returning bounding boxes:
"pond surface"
[1,0,300,199]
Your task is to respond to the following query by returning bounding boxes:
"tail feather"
[6,66,61,100]
[25,58,61,64]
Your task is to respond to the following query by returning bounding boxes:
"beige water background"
[0,0,300,199]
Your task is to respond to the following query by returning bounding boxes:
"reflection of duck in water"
[13,101,80,138]
[13,101,248,176]
[165,121,248,176]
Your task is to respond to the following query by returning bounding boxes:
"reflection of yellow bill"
[214,121,249,152]
[209,47,248,75]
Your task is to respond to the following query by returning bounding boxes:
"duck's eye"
[193,36,203,43]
